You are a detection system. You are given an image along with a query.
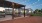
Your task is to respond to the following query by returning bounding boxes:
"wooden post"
[12,2,14,19]
[24,6,25,17]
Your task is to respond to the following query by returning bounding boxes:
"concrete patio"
[0,15,28,22]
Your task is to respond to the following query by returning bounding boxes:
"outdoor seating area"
[0,0,29,22]
[0,0,42,23]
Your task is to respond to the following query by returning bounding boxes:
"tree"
[41,9,42,13]
[34,9,41,13]
[34,9,42,14]
[35,9,39,13]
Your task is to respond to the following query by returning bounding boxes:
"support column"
[12,2,14,19]
[24,6,25,17]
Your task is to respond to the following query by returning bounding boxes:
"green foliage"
[31,13,42,16]
[31,9,42,16]
[41,9,42,13]
[34,9,42,14]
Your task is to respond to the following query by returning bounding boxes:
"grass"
[31,13,42,16]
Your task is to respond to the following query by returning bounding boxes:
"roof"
[4,1,25,8]
[0,1,25,8]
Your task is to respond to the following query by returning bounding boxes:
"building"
[28,8,33,13]
[0,0,26,19]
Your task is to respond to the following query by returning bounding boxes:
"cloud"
[38,0,40,1]
[41,4,42,5]
[34,4,42,6]
[25,5,32,9]
[23,0,30,2]
[40,4,42,5]
[32,0,40,5]
[32,2,37,5]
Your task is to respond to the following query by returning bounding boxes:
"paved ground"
[0,15,12,21]
[0,16,42,23]
[0,15,28,22]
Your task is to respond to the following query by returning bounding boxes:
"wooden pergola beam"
[0,1,26,19]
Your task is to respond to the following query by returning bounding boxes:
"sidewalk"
[0,15,28,22]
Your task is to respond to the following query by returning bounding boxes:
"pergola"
[0,1,26,19]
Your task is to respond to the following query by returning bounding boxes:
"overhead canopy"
[14,3,25,8]
[4,1,25,8]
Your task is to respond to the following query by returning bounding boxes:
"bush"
[31,13,42,16]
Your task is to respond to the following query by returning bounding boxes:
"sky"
[0,0,42,11]
[6,0,42,11]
